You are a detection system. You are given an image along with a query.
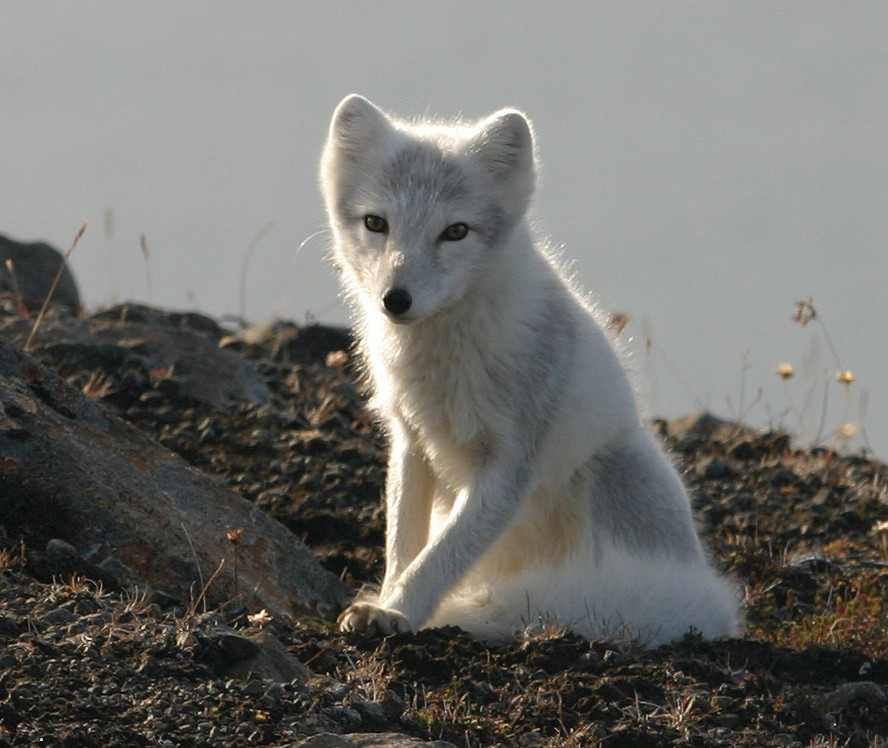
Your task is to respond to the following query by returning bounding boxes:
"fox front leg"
[339,422,434,635]
[373,453,529,634]
[380,423,435,597]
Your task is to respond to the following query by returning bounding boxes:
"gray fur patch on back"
[583,438,701,562]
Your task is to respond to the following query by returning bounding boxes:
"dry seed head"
[248,608,272,628]
[836,423,858,439]
[793,298,817,326]
[225,527,244,544]
[325,350,349,369]
[776,363,794,380]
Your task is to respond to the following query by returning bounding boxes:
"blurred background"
[2,2,886,459]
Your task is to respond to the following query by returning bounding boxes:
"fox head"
[321,94,536,324]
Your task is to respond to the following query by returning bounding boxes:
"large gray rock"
[0,234,81,310]
[0,338,349,618]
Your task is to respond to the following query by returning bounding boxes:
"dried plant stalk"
[25,222,87,351]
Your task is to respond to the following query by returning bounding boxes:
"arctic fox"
[321,94,738,646]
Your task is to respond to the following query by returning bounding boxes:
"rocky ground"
[1,303,888,747]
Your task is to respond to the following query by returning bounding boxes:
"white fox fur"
[320,94,739,646]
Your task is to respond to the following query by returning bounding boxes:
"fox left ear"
[467,109,536,213]
[326,94,395,161]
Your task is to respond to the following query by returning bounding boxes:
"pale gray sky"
[2,2,886,457]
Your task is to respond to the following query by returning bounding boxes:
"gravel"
[1,303,887,747]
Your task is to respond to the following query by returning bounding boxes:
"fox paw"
[338,602,411,636]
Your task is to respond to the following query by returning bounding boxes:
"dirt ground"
[1,305,887,747]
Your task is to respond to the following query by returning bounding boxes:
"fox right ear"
[327,95,394,159]
[467,109,536,214]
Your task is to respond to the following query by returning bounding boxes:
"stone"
[188,613,308,685]
[665,412,752,441]
[0,234,81,311]
[0,339,349,620]
[265,323,353,365]
[1,303,270,408]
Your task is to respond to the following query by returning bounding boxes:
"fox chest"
[387,366,496,487]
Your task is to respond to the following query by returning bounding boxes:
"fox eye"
[364,215,388,233]
[441,222,469,242]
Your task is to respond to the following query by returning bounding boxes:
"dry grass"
[0,540,27,575]
[641,297,874,457]
[776,298,871,454]
[24,221,87,351]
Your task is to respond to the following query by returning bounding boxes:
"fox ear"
[467,109,536,211]
[326,94,394,160]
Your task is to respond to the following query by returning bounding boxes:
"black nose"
[383,288,412,316]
